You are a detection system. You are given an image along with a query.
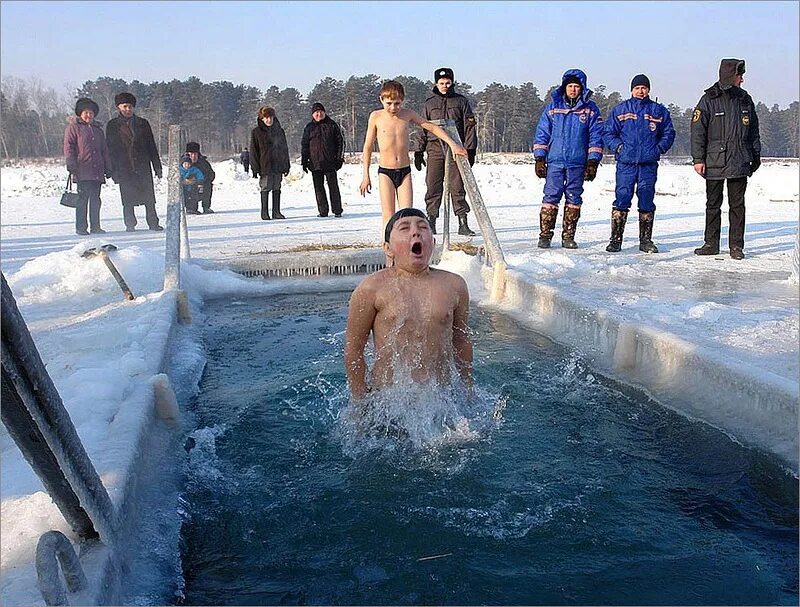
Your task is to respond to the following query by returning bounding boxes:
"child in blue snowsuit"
[603,74,675,253]
[179,153,205,214]
[533,69,604,249]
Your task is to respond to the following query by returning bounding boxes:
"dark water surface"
[179,291,798,605]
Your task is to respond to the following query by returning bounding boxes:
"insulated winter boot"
[427,215,437,234]
[538,205,558,248]
[561,206,581,249]
[260,191,271,220]
[457,214,475,236]
[693,242,719,256]
[638,211,659,253]
[730,247,745,260]
[272,190,286,219]
[606,209,628,253]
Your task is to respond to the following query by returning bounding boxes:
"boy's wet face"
[380,95,404,114]
[386,216,434,271]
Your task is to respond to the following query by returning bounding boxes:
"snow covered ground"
[1,154,798,604]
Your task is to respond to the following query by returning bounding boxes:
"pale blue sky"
[2,0,798,109]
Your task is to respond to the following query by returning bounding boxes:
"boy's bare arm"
[360,112,378,195]
[451,276,473,388]
[344,283,378,400]
[403,109,467,156]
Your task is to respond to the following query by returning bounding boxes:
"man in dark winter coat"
[250,106,290,220]
[604,74,676,253]
[186,141,216,213]
[106,92,163,232]
[301,102,345,217]
[412,67,478,236]
[240,148,250,173]
[691,58,761,260]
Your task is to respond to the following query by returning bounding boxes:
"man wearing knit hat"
[106,92,164,231]
[301,102,345,217]
[691,59,761,260]
[412,67,478,237]
[603,74,675,253]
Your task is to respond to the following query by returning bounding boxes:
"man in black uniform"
[413,67,478,236]
[186,142,216,214]
[691,58,761,260]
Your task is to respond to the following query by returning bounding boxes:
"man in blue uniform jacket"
[533,69,604,249]
[603,74,676,253]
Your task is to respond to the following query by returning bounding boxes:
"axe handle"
[99,252,135,301]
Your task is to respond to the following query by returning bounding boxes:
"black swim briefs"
[377,166,412,189]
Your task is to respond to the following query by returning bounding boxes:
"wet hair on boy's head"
[258,106,276,119]
[384,208,428,242]
[379,80,405,100]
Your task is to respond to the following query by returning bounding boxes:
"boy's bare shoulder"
[430,267,468,290]
[396,108,421,124]
[355,268,392,293]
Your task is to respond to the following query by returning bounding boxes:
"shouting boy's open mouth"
[411,241,423,256]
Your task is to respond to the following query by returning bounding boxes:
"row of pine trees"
[2,74,798,160]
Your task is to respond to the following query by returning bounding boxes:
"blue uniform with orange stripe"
[533,69,604,207]
[604,96,675,212]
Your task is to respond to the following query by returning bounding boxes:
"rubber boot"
[538,205,558,248]
[457,214,476,236]
[272,190,286,219]
[638,211,658,253]
[260,191,271,220]
[561,206,581,249]
[427,215,437,234]
[606,209,628,252]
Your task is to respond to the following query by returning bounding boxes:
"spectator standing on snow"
[691,58,761,260]
[412,67,478,236]
[63,97,112,235]
[603,74,676,253]
[106,92,163,232]
[179,153,205,214]
[186,142,216,214]
[533,69,604,249]
[240,147,250,173]
[301,102,345,217]
[250,106,290,220]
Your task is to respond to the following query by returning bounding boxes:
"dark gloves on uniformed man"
[414,151,426,171]
[535,157,547,179]
[335,158,343,171]
[468,150,476,167]
[252,171,259,179]
[302,158,309,173]
[154,168,163,179]
[584,159,599,182]
[751,155,761,174]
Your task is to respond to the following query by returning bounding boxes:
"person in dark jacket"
[412,67,478,236]
[63,97,112,235]
[603,74,676,253]
[691,58,761,260]
[533,69,604,249]
[106,92,163,232]
[186,141,215,213]
[301,102,345,217]
[240,148,250,173]
[250,106,290,220]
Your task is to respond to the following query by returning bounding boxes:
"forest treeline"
[2,74,798,160]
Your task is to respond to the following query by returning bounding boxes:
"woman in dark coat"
[250,106,290,220]
[63,97,111,235]
[105,92,163,232]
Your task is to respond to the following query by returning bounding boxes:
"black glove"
[751,155,761,174]
[584,159,599,182]
[252,172,259,179]
[302,158,309,173]
[535,157,547,179]
[468,150,476,167]
[414,151,426,171]
[154,169,163,179]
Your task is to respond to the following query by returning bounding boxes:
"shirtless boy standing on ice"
[359,80,467,232]
[344,208,473,402]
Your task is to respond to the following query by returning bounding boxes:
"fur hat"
[74,97,99,116]
[310,102,326,114]
[185,142,201,154]
[630,74,651,90]
[434,67,454,82]
[718,58,746,88]
[114,92,137,107]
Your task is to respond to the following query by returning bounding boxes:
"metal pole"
[1,275,116,542]
[163,125,182,291]
[441,145,451,250]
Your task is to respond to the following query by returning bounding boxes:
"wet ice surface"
[179,292,798,606]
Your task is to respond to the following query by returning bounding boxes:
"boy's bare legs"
[396,173,413,211]
[379,173,400,230]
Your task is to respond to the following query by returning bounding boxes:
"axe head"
[81,243,118,258]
